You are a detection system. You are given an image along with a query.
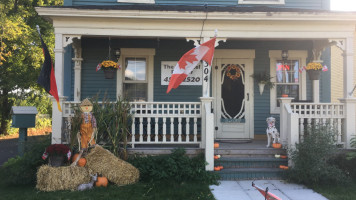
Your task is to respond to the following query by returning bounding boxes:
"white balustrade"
[287,103,346,147]
[63,101,202,147]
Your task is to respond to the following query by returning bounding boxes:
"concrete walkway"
[210,180,328,200]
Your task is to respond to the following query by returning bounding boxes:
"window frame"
[238,0,285,5]
[117,0,155,4]
[269,50,307,114]
[117,48,155,102]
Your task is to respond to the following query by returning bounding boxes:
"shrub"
[128,148,219,185]
[286,125,350,186]
[329,153,356,180]
[0,136,50,186]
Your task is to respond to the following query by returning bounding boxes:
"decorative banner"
[161,61,202,85]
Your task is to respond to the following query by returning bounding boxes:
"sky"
[331,0,356,11]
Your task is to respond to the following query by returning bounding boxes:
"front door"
[213,58,254,139]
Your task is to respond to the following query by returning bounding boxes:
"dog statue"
[266,117,280,147]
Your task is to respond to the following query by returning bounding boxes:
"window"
[124,58,147,101]
[117,48,155,102]
[117,0,155,4]
[238,0,285,5]
[269,50,307,114]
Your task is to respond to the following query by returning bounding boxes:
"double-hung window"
[269,50,307,113]
[118,48,155,102]
[124,58,148,101]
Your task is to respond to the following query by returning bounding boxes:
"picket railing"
[62,101,202,147]
[286,103,345,146]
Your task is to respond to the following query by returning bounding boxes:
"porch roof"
[41,5,339,13]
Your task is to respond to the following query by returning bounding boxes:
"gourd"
[95,176,108,187]
[71,153,79,163]
[272,143,282,149]
[77,158,87,167]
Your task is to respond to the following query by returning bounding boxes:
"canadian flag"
[166,37,216,93]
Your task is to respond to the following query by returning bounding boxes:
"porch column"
[278,97,294,146]
[200,97,214,171]
[339,36,356,149]
[52,33,65,144]
[312,80,320,103]
[72,39,83,101]
[343,36,354,98]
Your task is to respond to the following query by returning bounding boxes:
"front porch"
[36,5,356,171]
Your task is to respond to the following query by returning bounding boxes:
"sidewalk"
[210,180,328,200]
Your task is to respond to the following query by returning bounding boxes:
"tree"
[0,0,62,135]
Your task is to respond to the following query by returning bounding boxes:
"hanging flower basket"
[103,68,116,79]
[306,62,323,80]
[97,60,120,79]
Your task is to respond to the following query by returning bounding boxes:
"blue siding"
[64,45,73,100]
[67,0,330,10]
[75,38,330,135]
[320,47,331,103]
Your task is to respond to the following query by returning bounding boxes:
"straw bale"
[36,165,90,191]
[86,145,139,186]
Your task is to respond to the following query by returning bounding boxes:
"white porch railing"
[62,101,202,147]
[284,102,346,147]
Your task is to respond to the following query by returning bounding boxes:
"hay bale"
[36,165,90,191]
[86,145,139,186]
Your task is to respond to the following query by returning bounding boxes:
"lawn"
[0,180,215,200]
[312,181,356,200]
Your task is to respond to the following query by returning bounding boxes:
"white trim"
[117,48,155,101]
[117,0,155,4]
[239,0,285,5]
[269,50,307,114]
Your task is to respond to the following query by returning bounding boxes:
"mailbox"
[11,106,38,128]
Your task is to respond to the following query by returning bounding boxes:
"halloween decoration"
[79,98,97,149]
[36,165,90,191]
[85,145,139,186]
[95,176,109,187]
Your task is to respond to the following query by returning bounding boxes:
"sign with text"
[161,61,202,85]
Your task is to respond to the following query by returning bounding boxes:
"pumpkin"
[77,158,87,167]
[71,153,80,163]
[95,176,108,187]
[214,166,221,171]
[218,166,224,170]
[214,155,221,160]
[280,155,287,159]
[272,143,282,149]
[214,143,219,148]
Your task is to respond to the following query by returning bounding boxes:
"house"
[36,0,356,172]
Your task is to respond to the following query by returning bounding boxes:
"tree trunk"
[0,90,12,135]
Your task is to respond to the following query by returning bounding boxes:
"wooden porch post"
[200,97,214,171]
[339,36,356,149]
[72,39,83,101]
[52,33,65,144]
[278,97,294,147]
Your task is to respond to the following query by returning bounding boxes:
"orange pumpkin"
[71,153,79,163]
[77,158,87,167]
[95,176,108,187]
[280,155,287,159]
[214,143,219,148]
[219,166,224,170]
[214,166,221,171]
[272,143,282,149]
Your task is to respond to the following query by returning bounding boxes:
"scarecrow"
[78,98,97,149]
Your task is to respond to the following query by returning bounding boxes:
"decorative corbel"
[329,39,346,52]
[63,35,81,48]
[186,37,227,47]
[312,40,335,62]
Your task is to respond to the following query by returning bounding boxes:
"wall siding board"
[68,0,329,10]
[78,38,319,135]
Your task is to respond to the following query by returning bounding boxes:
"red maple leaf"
[178,49,198,70]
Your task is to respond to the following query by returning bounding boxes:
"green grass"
[312,180,356,200]
[0,180,215,200]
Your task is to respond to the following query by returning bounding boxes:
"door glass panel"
[221,64,245,123]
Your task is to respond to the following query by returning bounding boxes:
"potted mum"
[251,73,275,95]
[97,60,120,79]
[305,61,323,80]
[42,144,71,167]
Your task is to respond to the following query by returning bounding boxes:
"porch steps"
[214,145,288,180]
